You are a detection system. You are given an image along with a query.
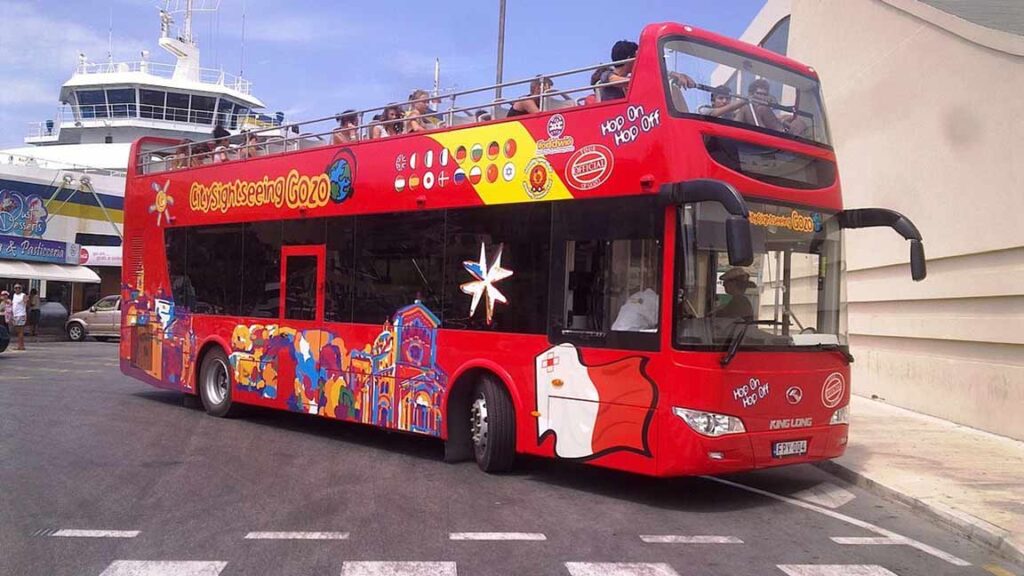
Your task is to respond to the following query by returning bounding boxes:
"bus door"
[279,244,326,413]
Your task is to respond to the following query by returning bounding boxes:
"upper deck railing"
[137,59,633,174]
[73,60,253,95]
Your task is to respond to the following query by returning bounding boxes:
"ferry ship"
[0,1,277,320]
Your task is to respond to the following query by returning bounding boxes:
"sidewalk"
[817,395,1024,565]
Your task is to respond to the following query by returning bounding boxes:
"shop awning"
[0,260,101,283]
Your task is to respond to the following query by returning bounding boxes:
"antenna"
[240,0,246,77]
[433,58,440,97]
[107,7,113,64]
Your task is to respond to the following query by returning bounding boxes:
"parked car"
[66,295,120,342]
[0,323,9,353]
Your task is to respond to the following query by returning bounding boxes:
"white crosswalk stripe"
[790,482,857,509]
[777,565,900,576]
[639,535,743,544]
[98,560,227,576]
[830,537,904,545]
[565,562,680,576]
[340,561,458,576]
[449,532,546,541]
[244,531,349,540]
[52,529,139,538]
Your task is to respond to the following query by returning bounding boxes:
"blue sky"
[0,0,765,148]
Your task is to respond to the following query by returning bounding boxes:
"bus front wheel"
[199,348,237,418]
[470,376,515,473]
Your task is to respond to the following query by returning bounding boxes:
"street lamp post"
[495,0,506,100]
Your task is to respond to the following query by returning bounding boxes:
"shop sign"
[79,245,122,267]
[0,233,79,264]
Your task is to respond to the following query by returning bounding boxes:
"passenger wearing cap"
[714,268,756,320]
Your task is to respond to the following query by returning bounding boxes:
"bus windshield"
[662,38,831,146]
[675,200,847,350]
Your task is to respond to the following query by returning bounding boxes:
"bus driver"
[714,268,756,320]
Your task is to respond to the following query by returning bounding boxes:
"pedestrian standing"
[28,288,41,337]
[10,284,27,350]
[0,290,10,330]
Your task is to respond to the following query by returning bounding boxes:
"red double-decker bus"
[121,22,926,477]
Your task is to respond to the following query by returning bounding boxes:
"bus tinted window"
[551,197,662,351]
[443,203,551,334]
[284,255,318,321]
[353,212,445,325]
[187,224,243,315]
[325,218,355,323]
[240,221,282,318]
[165,227,193,308]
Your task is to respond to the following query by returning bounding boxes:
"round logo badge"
[565,144,614,191]
[523,157,554,199]
[822,373,845,408]
[547,113,565,138]
[786,386,803,405]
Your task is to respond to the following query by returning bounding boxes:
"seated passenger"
[171,139,192,169]
[211,124,231,163]
[371,105,404,138]
[734,79,785,131]
[713,268,756,320]
[475,109,493,122]
[405,89,440,132]
[507,76,553,117]
[587,67,608,104]
[333,110,360,144]
[701,85,746,120]
[238,131,260,160]
[600,40,696,102]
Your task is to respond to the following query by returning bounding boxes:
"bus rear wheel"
[199,348,237,418]
[470,376,515,473]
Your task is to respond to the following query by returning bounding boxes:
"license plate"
[772,440,808,458]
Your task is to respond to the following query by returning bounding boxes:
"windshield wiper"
[720,319,785,367]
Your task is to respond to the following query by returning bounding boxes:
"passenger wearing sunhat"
[714,268,756,320]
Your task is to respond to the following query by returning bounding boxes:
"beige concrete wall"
[778,0,1024,439]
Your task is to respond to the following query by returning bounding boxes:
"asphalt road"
[0,341,1018,576]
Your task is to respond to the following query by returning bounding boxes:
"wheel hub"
[470,395,489,451]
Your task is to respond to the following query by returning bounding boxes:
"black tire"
[470,376,516,473]
[66,322,86,342]
[198,348,237,417]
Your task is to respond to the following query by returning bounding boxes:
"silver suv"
[66,295,120,342]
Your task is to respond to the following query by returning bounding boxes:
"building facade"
[737,0,1024,439]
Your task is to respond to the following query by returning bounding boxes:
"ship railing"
[139,58,633,173]
[0,151,127,177]
[31,104,273,135]
[73,60,253,94]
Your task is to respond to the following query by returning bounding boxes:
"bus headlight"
[673,407,746,437]
[830,405,850,425]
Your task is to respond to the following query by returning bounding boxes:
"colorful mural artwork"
[0,189,48,237]
[123,268,196,390]
[534,343,657,460]
[228,302,449,436]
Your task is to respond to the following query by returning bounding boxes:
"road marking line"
[705,476,970,567]
[778,565,899,576]
[639,535,743,544]
[791,482,857,509]
[449,532,546,541]
[98,560,227,576]
[831,537,903,545]
[983,564,1018,576]
[52,529,139,538]
[244,531,349,540]
[340,561,457,576]
[565,562,680,576]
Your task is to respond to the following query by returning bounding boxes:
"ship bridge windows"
[139,89,166,119]
[75,88,137,119]
[165,92,191,122]
[76,90,107,119]
[106,89,137,117]
[190,95,216,125]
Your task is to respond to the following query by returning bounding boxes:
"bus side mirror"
[910,240,927,281]
[726,216,754,267]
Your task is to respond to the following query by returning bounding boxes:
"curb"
[815,460,1024,567]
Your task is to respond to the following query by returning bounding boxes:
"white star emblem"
[460,243,514,325]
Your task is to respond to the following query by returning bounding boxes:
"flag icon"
[504,139,517,158]
[487,141,500,160]
[471,143,484,162]
[394,176,406,192]
[453,168,466,185]
[424,150,434,168]
[423,171,435,190]
[469,165,482,185]
[486,164,499,183]
[440,148,450,167]
[455,146,467,163]
[409,175,421,190]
